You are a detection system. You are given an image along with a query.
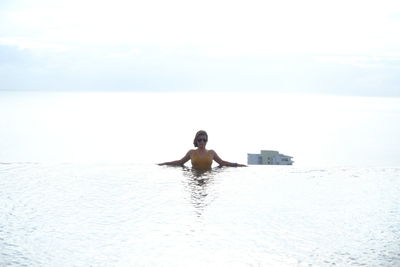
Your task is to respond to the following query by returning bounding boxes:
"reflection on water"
[1,163,400,266]
[182,167,223,217]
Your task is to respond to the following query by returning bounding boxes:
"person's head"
[193,130,208,147]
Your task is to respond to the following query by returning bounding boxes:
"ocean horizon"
[1,91,399,167]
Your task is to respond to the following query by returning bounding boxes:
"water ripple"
[1,164,400,266]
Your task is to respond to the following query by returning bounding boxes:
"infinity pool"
[1,163,399,266]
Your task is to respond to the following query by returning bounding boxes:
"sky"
[1,0,400,96]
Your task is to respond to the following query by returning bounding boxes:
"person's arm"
[158,150,192,166]
[212,150,247,167]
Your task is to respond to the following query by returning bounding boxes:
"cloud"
[0,45,30,64]
[2,0,400,55]
[1,0,400,96]
[1,43,398,96]
[0,37,71,52]
[107,48,142,58]
[314,55,400,68]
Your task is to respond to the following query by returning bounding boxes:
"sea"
[1,91,400,266]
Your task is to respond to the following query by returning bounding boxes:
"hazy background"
[1,91,399,167]
[1,0,400,166]
[1,0,400,96]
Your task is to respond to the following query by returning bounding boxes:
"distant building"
[247,150,294,165]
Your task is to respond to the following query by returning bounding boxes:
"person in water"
[158,130,247,169]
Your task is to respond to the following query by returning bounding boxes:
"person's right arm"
[158,150,192,166]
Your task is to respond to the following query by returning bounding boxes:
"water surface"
[1,163,399,266]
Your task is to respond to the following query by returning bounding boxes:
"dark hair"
[193,130,208,147]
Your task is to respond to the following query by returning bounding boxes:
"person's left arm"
[211,150,247,167]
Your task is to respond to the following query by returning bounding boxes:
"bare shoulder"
[209,149,217,156]
[181,149,194,161]
[209,149,222,162]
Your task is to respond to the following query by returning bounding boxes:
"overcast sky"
[1,0,400,96]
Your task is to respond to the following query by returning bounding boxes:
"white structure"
[247,150,294,165]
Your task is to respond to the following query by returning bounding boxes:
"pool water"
[1,163,400,266]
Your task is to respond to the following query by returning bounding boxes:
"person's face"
[196,135,208,148]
